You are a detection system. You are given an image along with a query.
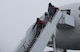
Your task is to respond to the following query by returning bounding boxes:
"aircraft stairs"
[25,11,62,52]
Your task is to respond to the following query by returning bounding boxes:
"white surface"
[67,50,80,52]
[0,0,80,52]
[44,47,53,51]
[65,14,75,27]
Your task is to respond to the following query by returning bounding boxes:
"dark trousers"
[36,26,42,37]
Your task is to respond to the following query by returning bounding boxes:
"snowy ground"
[44,47,80,52]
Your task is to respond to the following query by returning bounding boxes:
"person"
[44,12,50,23]
[33,18,43,37]
[48,3,56,19]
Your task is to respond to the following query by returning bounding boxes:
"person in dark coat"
[48,3,56,18]
[33,18,43,37]
[44,12,50,23]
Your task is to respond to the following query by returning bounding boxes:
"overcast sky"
[0,0,80,52]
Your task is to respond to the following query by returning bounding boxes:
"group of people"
[33,3,59,38]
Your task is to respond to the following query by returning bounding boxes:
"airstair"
[25,11,62,52]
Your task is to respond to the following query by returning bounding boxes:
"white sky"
[0,0,80,52]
